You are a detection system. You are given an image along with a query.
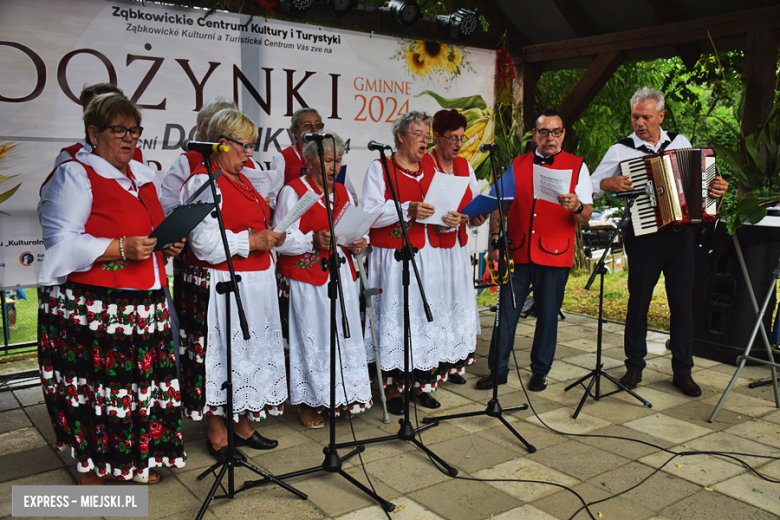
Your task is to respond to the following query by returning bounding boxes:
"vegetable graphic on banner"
[0,143,22,216]
[417,91,495,179]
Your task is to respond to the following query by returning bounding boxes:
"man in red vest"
[476,110,593,392]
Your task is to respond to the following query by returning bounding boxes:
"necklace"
[431,149,454,174]
[224,173,268,227]
[392,156,423,178]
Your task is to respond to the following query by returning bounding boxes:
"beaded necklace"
[392,155,423,178]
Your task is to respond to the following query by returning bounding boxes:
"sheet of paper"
[273,190,322,233]
[335,204,380,245]
[243,172,273,198]
[533,164,572,204]
[416,173,471,225]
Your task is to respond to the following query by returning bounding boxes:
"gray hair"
[630,87,665,112]
[290,107,320,132]
[303,132,345,166]
[197,97,238,140]
[392,111,432,147]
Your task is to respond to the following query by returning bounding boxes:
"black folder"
[150,202,215,251]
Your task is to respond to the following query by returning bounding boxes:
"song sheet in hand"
[334,204,380,245]
[533,164,572,204]
[415,173,470,225]
[273,190,322,233]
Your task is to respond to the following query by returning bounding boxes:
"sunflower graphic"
[394,39,473,82]
[440,46,463,73]
[404,46,434,77]
[414,41,451,69]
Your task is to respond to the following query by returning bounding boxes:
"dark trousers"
[624,227,695,375]
[488,262,570,376]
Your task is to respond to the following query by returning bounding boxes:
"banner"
[0,0,496,289]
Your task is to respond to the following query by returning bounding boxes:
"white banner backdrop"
[0,0,496,289]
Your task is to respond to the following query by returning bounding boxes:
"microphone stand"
[243,138,395,513]
[422,146,536,453]
[563,196,652,418]
[194,149,307,520]
[332,146,458,477]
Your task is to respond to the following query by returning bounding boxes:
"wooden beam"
[552,0,596,38]
[472,0,530,48]
[510,55,541,134]
[557,51,629,128]
[646,0,700,68]
[742,28,780,136]
[522,5,780,63]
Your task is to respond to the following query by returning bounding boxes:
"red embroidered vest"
[65,160,166,289]
[183,150,203,173]
[277,178,357,286]
[186,165,272,272]
[281,145,307,185]
[424,153,473,249]
[368,158,437,250]
[506,151,582,268]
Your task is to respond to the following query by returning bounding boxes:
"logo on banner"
[19,252,34,266]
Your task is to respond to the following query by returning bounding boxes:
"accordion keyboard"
[620,157,658,236]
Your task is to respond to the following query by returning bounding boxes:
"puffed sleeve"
[180,174,250,264]
[37,162,113,286]
[160,155,191,217]
[361,160,411,227]
[272,185,315,255]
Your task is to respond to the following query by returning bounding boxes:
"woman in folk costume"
[271,107,323,185]
[362,111,457,415]
[273,134,373,429]
[178,109,287,459]
[424,109,487,385]
[37,93,186,485]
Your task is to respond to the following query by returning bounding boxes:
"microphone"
[301,132,333,143]
[183,140,229,154]
[479,143,498,152]
[610,186,652,199]
[367,140,391,151]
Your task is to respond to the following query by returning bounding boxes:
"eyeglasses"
[534,128,564,138]
[409,131,433,143]
[224,137,256,154]
[105,125,143,139]
[300,121,325,131]
[441,135,466,144]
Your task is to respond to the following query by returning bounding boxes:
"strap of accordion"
[616,131,679,154]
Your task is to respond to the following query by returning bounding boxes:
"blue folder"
[462,165,516,218]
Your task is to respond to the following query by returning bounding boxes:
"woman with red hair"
[424,109,487,385]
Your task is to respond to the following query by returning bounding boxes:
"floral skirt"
[37,282,186,480]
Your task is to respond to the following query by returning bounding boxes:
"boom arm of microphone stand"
[585,198,634,291]
[489,148,517,309]
[376,149,434,322]
[201,153,252,340]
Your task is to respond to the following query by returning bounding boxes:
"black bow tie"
[534,155,554,166]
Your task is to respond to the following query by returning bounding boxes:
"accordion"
[619,148,719,237]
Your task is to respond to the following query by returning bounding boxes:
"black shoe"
[234,431,278,450]
[206,440,247,462]
[413,391,441,409]
[528,373,548,392]
[386,396,404,416]
[619,369,642,389]
[672,374,702,397]
[448,373,467,385]
[476,372,507,390]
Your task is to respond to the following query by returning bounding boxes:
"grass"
[1,289,38,356]
[475,270,672,331]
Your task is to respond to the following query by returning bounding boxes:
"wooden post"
[557,51,628,129]
[510,54,540,137]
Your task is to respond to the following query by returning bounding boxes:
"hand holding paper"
[334,204,380,246]
[533,164,572,204]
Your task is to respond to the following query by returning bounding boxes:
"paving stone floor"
[2,309,780,520]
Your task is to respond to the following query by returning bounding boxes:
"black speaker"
[692,223,780,366]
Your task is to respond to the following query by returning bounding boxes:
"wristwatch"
[573,202,584,214]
